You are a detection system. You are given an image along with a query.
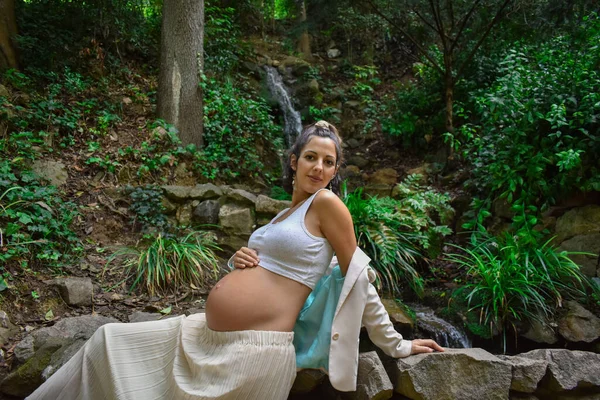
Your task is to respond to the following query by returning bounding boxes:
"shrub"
[448,14,600,214]
[126,185,169,231]
[0,160,81,269]
[343,177,453,296]
[448,229,596,351]
[199,76,283,183]
[106,231,221,296]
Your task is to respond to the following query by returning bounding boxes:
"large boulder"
[46,277,93,306]
[31,160,68,187]
[219,204,254,235]
[387,348,512,400]
[554,205,600,244]
[520,349,600,396]
[2,315,118,397]
[347,351,393,400]
[497,355,548,393]
[558,233,600,277]
[278,56,311,77]
[557,301,600,343]
[176,203,193,226]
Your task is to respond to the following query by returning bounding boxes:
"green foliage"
[448,228,596,351]
[126,185,169,231]
[119,120,195,180]
[0,160,81,269]
[343,176,453,296]
[199,76,283,182]
[393,174,454,256]
[16,0,161,71]
[269,186,291,201]
[204,6,247,75]
[448,14,600,213]
[107,231,221,296]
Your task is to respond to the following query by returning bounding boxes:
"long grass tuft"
[106,231,221,296]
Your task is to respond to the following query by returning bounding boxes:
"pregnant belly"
[205,266,312,332]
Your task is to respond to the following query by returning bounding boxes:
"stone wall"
[161,183,291,252]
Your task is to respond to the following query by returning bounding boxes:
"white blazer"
[328,247,412,391]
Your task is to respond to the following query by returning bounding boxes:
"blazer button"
[332,333,340,341]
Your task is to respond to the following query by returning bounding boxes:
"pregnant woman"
[28,121,441,400]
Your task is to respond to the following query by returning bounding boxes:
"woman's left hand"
[410,339,444,355]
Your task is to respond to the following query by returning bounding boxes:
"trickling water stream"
[264,66,303,146]
[414,306,471,348]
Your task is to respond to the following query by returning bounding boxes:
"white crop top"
[247,189,334,290]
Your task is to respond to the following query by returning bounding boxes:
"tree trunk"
[296,0,312,60]
[157,0,204,148]
[0,0,18,71]
[445,68,455,160]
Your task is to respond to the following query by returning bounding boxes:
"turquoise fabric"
[293,265,345,371]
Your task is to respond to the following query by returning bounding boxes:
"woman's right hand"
[232,247,260,269]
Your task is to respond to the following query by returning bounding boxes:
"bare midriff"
[205,266,312,332]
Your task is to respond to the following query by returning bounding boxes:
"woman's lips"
[308,176,322,183]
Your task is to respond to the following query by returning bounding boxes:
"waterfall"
[264,66,302,147]
[414,307,471,348]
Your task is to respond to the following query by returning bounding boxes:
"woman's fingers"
[233,247,259,268]
[411,339,444,355]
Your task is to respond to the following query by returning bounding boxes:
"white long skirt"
[27,313,297,400]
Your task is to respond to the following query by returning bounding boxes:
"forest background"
[0,0,599,365]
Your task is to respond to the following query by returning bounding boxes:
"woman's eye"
[327,160,335,166]
[305,155,313,160]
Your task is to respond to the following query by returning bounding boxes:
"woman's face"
[291,136,339,196]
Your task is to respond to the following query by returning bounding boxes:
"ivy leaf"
[160,306,172,315]
[45,309,54,321]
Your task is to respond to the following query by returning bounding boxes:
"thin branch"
[451,0,483,53]
[366,0,444,74]
[447,0,455,29]
[429,0,447,50]
[414,9,440,35]
[456,0,512,79]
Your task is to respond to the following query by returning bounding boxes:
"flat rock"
[387,348,511,400]
[255,195,290,216]
[162,185,191,201]
[128,311,180,323]
[189,183,222,200]
[290,369,327,394]
[226,189,257,206]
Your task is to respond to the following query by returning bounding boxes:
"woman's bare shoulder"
[313,190,352,221]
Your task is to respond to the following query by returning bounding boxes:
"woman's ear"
[290,154,297,171]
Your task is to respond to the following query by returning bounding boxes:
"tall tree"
[157,0,205,147]
[368,0,512,140]
[296,0,312,59]
[0,0,18,71]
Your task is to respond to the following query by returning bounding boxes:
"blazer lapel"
[334,247,371,317]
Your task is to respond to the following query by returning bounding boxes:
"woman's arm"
[362,282,444,356]
[313,190,357,275]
